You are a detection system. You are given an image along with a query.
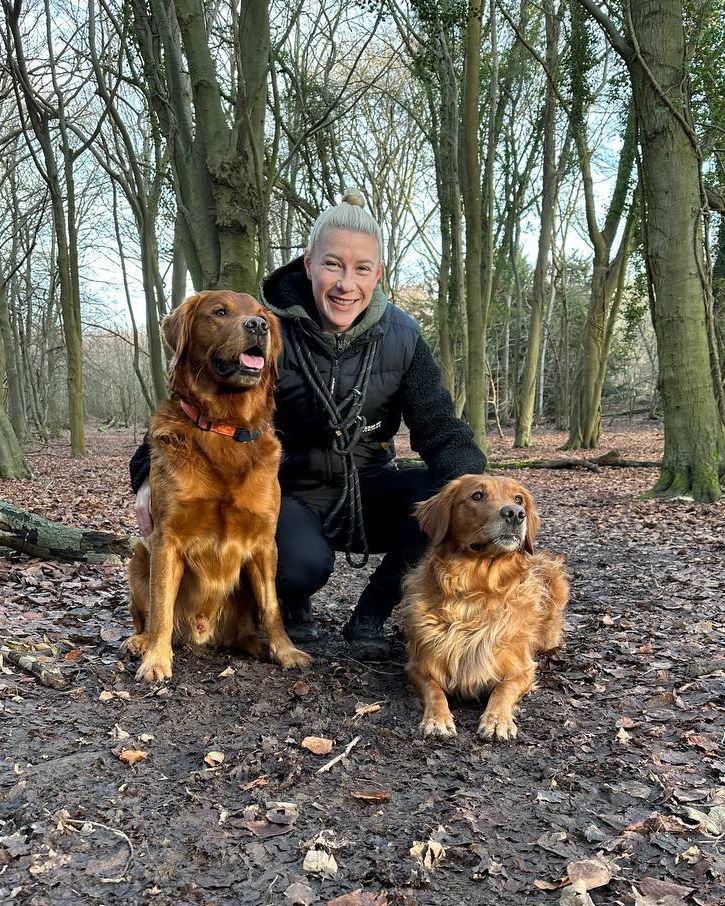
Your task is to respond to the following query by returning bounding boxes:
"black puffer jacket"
[129,258,486,493]
[261,257,486,491]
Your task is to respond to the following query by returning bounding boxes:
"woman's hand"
[135,479,154,537]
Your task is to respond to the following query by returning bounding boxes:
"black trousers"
[275,466,434,621]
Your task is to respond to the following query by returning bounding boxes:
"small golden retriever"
[401,475,568,740]
[124,291,310,682]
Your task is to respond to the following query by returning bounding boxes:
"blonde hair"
[306,189,383,259]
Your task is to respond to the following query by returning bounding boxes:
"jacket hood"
[261,255,388,350]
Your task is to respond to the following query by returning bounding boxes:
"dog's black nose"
[500,505,525,524]
[244,316,269,335]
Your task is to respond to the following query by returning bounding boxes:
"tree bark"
[626,1,725,499]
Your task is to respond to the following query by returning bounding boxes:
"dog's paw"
[478,709,518,741]
[420,715,457,739]
[271,644,312,669]
[136,649,173,683]
[121,633,149,658]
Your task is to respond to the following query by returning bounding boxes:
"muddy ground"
[0,421,723,906]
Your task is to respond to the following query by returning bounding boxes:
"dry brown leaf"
[64,649,82,662]
[266,801,298,825]
[534,878,567,890]
[98,690,114,702]
[218,666,235,677]
[241,775,269,791]
[118,749,148,765]
[301,736,333,755]
[566,857,613,890]
[291,679,311,698]
[327,891,388,905]
[410,838,445,872]
[350,789,390,802]
[204,751,225,767]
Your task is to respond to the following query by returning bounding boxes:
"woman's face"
[304,228,383,334]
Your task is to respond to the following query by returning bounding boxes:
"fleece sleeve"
[129,437,152,494]
[399,336,487,485]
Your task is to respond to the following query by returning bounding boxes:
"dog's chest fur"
[404,560,548,699]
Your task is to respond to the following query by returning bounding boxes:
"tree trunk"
[0,412,30,479]
[461,0,486,448]
[515,0,558,447]
[626,0,725,498]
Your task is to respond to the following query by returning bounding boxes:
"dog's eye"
[214,307,228,317]
[471,491,486,502]
[514,495,524,505]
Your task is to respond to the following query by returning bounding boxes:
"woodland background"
[0,0,723,500]
[1,3,725,904]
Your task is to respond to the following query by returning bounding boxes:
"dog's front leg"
[410,668,456,738]
[136,540,183,683]
[478,667,534,741]
[247,546,311,668]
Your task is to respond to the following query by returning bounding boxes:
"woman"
[131,191,486,659]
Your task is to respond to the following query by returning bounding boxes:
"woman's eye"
[471,491,485,501]
[514,495,524,505]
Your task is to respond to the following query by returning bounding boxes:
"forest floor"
[1,419,724,906]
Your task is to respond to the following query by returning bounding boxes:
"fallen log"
[0,500,137,563]
[396,449,662,472]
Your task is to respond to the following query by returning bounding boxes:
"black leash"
[290,322,379,568]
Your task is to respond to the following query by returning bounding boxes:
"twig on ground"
[317,736,361,774]
[46,810,134,883]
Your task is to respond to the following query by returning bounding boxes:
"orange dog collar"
[179,399,268,443]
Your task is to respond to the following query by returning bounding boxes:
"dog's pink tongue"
[240,352,264,370]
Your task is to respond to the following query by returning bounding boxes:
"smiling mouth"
[213,345,265,377]
[328,296,359,308]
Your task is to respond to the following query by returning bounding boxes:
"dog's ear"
[414,479,460,546]
[262,309,282,395]
[162,294,200,357]
[522,486,540,554]
[162,294,201,383]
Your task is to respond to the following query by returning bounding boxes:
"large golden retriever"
[124,291,310,682]
[401,475,568,740]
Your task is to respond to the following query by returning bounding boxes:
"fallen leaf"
[633,877,694,905]
[98,691,114,702]
[243,819,294,839]
[567,857,613,890]
[559,880,595,905]
[266,802,298,825]
[535,878,567,890]
[327,891,388,905]
[410,838,445,872]
[284,881,316,905]
[616,726,632,745]
[64,648,82,662]
[681,805,725,835]
[110,725,130,740]
[291,679,311,698]
[350,789,390,802]
[218,666,235,677]
[303,849,338,876]
[100,625,124,643]
[204,751,225,767]
[301,736,333,756]
[241,775,269,792]
[139,733,154,743]
[118,749,148,765]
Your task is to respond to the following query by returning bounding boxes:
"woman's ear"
[414,480,460,547]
